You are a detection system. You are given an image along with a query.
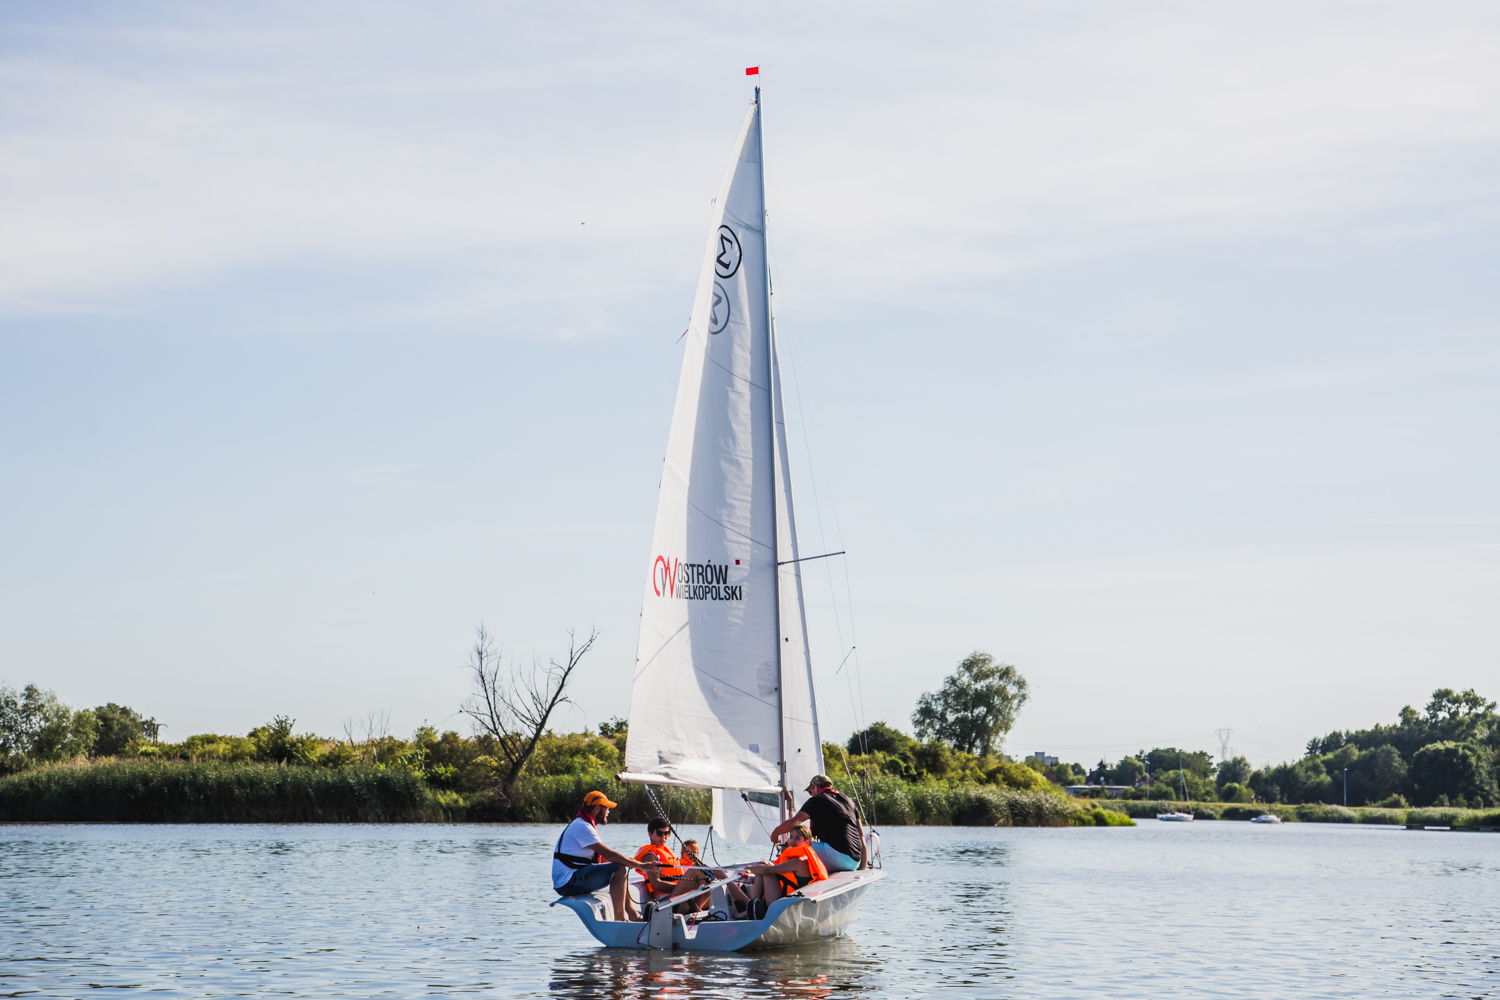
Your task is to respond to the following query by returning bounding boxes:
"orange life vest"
[634,843,682,891]
[774,842,828,884]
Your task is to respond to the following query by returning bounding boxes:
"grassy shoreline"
[7,760,1495,829]
[1091,798,1500,828]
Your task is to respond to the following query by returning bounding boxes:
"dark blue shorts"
[555,862,621,896]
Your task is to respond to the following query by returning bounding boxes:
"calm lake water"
[2,821,1497,998]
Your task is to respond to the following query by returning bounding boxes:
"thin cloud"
[343,464,418,487]
[1340,518,1500,525]
[0,3,1497,315]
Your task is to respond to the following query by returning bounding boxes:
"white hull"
[553,869,885,952]
[1249,814,1283,824]
[1157,811,1194,822]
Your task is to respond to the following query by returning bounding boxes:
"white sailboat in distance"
[1157,754,1195,822]
[551,86,885,951]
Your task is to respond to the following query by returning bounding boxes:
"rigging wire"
[706,826,722,867]
[766,231,879,828]
[645,785,687,855]
[740,792,780,859]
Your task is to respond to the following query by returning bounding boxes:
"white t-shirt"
[551,817,610,888]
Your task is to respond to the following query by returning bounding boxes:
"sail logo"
[709,282,731,335]
[652,555,743,601]
[714,225,742,278]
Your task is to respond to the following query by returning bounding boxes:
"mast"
[756,85,790,820]
[620,91,812,844]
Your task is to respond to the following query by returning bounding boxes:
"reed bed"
[1455,808,1500,829]
[507,773,711,824]
[1098,800,1225,820]
[0,760,441,823]
[513,774,1099,827]
[36,762,1489,830]
[850,776,1085,827]
[1409,807,1500,828]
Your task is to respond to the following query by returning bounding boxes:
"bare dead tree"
[342,708,391,764]
[458,623,598,807]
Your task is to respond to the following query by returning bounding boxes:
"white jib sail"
[621,95,823,845]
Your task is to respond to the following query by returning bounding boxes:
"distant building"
[1026,751,1059,766]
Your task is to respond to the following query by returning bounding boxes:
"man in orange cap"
[552,790,657,920]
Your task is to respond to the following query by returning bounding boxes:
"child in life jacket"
[736,823,828,919]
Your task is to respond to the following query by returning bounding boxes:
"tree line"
[9,633,1491,814]
[1073,688,1499,809]
[0,644,1042,806]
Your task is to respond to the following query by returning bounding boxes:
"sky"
[2,1,1496,768]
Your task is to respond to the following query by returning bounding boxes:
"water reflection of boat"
[552,83,884,952]
[548,937,879,999]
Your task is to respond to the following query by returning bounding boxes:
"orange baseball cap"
[583,790,618,809]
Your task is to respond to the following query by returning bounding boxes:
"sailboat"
[550,87,886,951]
[1156,754,1194,822]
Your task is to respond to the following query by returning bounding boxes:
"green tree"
[1355,744,1407,804]
[1260,687,1497,806]
[911,739,957,779]
[847,721,918,757]
[1216,756,1253,790]
[91,703,156,758]
[1110,756,1147,786]
[1424,688,1496,729]
[179,733,257,762]
[249,716,321,764]
[1139,748,1215,780]
[1219,782,1254,803]
[1,684,98,773]
[1408,741,1493,807]
[911,653,1028,757]
[986,760,1048,791]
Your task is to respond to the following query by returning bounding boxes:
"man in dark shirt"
[770,774,865,872]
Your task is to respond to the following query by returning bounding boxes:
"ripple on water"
[0,822,1496,998]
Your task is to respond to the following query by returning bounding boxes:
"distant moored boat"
[1156,753,1195,822]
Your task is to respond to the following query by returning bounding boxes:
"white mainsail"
[620,93,822,844]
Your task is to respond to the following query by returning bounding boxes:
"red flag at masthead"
[745,66,759,76]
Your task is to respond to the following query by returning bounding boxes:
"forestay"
[619,94,822,843]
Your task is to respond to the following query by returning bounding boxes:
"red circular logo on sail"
[652,555,674,597]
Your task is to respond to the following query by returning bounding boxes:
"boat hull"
[552,869,885,952]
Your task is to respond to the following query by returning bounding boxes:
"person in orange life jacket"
[633,817,684,898]
[736,824,827,917]
[552,790,659,921]
[770,774,865,873]
[636,821,717,914]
